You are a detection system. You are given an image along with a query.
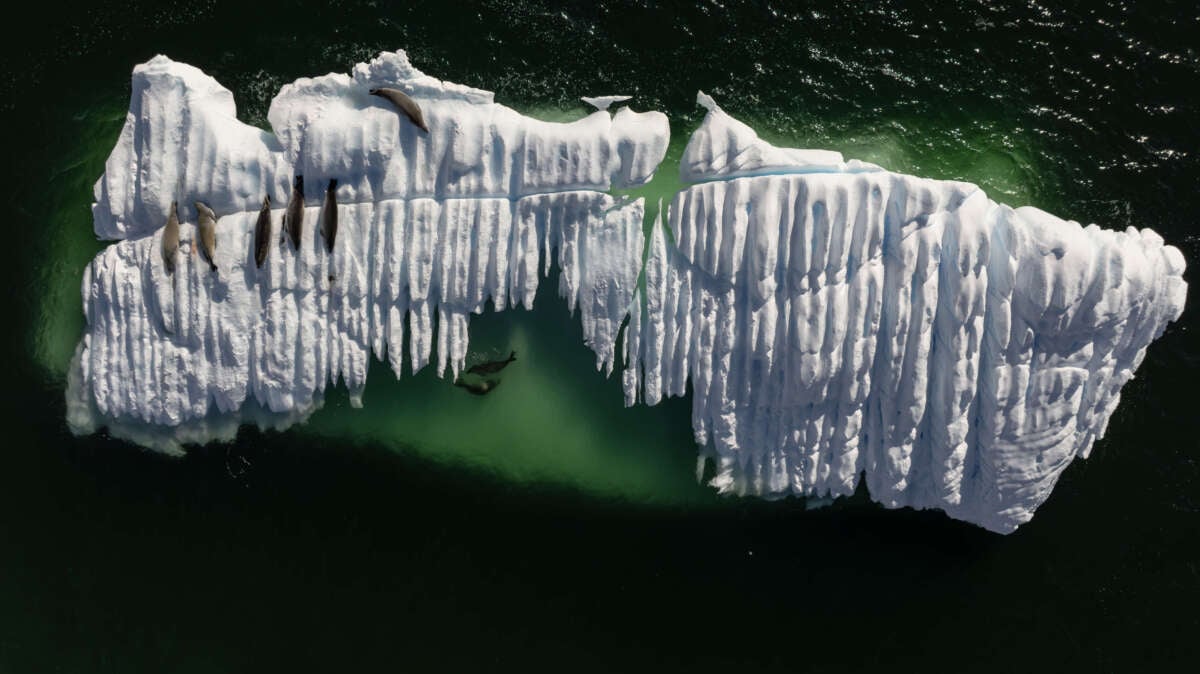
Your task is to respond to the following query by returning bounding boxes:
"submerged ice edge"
[70,52,1187,534]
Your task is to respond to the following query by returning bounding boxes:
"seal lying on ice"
[194,201,218,271]
[161,200,180,274]
[283,175,305,251]
[253,196,271,268]
[320,179,338,253]
[370,87,429,132]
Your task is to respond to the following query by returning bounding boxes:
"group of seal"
[159,84,428,276]
[158,179,341,275]
[155,88,517,397]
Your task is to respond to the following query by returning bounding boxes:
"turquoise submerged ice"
[69,52,1187,533]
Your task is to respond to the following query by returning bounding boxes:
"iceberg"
[69,51,665,452]
[622,94,1187,532]
[67,54,1186,533]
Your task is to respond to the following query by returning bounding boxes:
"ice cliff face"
[69,55,1186,533]
[70,51,662,451]
[621,94,1187,532]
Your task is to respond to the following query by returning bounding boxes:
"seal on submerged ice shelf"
[253,196,271,268]
[283,176,304,251]
[370,87,429,132]
[194,201,218,272]
[161,200,180,274]
[454,378,500,396]
[466,351,517,376]
[320,179,338,253]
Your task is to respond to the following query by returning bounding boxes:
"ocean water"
[2,1,1197,670]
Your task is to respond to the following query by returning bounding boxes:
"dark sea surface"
[2,1,1198,671]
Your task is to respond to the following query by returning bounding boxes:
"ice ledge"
[682,91,883,183]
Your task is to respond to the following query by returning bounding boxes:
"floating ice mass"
[68,52,1186,533]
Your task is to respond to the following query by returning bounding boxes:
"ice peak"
[350,50,493,104]
[695,90,720,112]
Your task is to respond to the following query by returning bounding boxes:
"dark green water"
[4,1,1198,670]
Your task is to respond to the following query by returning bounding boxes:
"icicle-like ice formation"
[622,94,1187,532]
[69,52,663,452]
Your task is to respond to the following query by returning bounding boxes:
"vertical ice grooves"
[628,168,1186,533]
[72,191,645,448]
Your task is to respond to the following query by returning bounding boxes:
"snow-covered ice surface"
[69,55,1187,533]
[68,51,662,453]
[622,94,1188,532]
[679,92,882,182]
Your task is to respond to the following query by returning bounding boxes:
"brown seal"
[466,351,517,376]
[369,87,429,132]
[320,179,338,253]
[283,175,304,251]
[454,378,501,396]
[253,196,272,268]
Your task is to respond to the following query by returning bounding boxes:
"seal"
[161,200,180,274]
[466,351,517,376]
[194,201,219,271]
[369,87,429,132]
[320,179,338,253]
[454,378,501,396]
[283,175,304,250]
[253,196,272,268]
